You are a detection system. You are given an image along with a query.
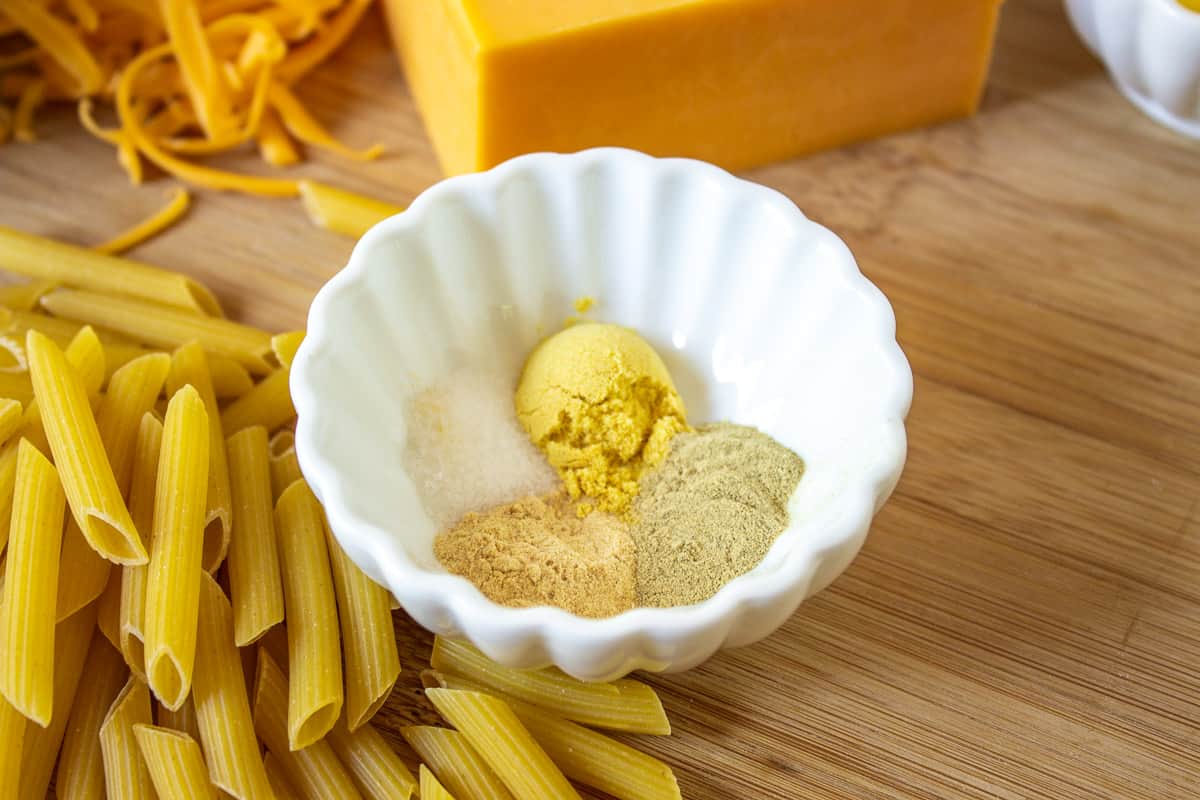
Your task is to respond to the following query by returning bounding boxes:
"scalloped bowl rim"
[292,148,912,672]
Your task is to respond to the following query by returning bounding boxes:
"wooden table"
[3,0,1198,797]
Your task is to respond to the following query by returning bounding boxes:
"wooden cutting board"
[3,1,1198,797]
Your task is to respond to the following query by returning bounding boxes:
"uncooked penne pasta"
[25,330,146,564]
[328,718,418,800]
[325,517,400,731]
[424,689,580,800]
[144,384,210,710]
[0,693,24,792]
[226,426,284,646]
[56,630,129,800]
[275,480,343,748]
[0,397,22,442]
[100,677,157,799]
[193,573,275,800]
[41,289,272,374]
[96,570,123,651]
[7,308,130,347]
[0,335,26,373]
[252,650,364,800]
[510,698,680,800]
[55,517,112,622]
[0,440,66,725]
[0,440,19,554]
[19,603,96,799]
[0,278,57,310]
[168,342,232,571]
[430,637,671,734]
[157,696,202,744]
[401,725,513,800]
[0,225,222,314]
[222,367,295,435]
[271,331,304,369]
[134,723,219,800]
[264,750,304,800]
[96,351,171,498]
[209,352,254,399]
[63,324,107,401]
[421,764,457,800]
[297,180,404,239]
[269,438,302,501]
[120,413,163,677]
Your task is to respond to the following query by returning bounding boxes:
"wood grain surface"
[3,1,1198,797]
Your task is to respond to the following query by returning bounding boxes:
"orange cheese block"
[384,0,1005,175]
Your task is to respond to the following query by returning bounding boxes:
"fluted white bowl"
[292,148,912,681]
[1066,0,1200,138]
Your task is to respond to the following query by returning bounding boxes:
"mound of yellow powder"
[514,323,689,515]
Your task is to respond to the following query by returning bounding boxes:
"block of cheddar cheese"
[383,0,1005,175]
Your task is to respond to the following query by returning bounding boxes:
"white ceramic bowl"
[292,148,912,681]
[1066,0,1200,138]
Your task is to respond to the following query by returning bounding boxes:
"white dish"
[292,148,912,681]
[1066,0,1200,138]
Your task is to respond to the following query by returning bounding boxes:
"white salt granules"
[403,366,558,529]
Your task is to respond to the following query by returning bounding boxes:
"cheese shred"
[94,188,192,255]
[0,0,378,202]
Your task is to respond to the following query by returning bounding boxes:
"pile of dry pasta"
[0,0,382,195]
[0,224,681,800]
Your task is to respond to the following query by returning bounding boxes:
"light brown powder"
[631,423,805,607]
[433,492,636,618]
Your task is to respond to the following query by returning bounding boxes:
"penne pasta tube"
[55,517,112,621]
[96,351,171,498]
[297,180,403,239]
[5,307,132,348]
[0,440,66,725]
[275,480,343,748]
[325,518,399,731]
[269,441,302,501]
[41,289,272,374]
[430,637,671,735]
[100,676,157,799]
[401,725,513,800]
[221,367,295,435]
[144,384,210,710]
[56,630,129,800]
[508,699,680,800]
[157,695,202,744]
[270,330,304,369]
[421,764,457,800]
[19,603,97,799]
[193,572,275,800]
[134,723,219,800]
[96,569,123,651]
[252,650,364,800]
[0,397,22,443]
[119,413,163,677]
[327,717,418,800]
[263,750,304,800]
[168,342,232,571]
[0,440,19,554]
[209,352,254,399]
[0,225,222,315]
[226,426,284,645]
[0,279,57,310]
[63,324,106,400]
[424,689,580,800]
[26,330,145,564]
[0,693,24,791]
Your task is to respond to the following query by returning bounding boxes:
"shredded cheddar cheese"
[94,188,192,255]
[0,0,379,201]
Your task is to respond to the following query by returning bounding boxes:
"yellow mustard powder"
[515,323,689,516]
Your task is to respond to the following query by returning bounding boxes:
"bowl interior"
[299,151,910,613]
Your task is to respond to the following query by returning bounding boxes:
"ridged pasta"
[226,425,284,646]
[221,367,295,435]
[99,677,157,799]
[327,718,418,800]
[401,725,513,800]
[119,413,163,678]
[133,723,219,799]
[56,633,128,800]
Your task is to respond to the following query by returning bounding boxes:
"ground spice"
[433,492,637,618]
[631,423,805,607]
